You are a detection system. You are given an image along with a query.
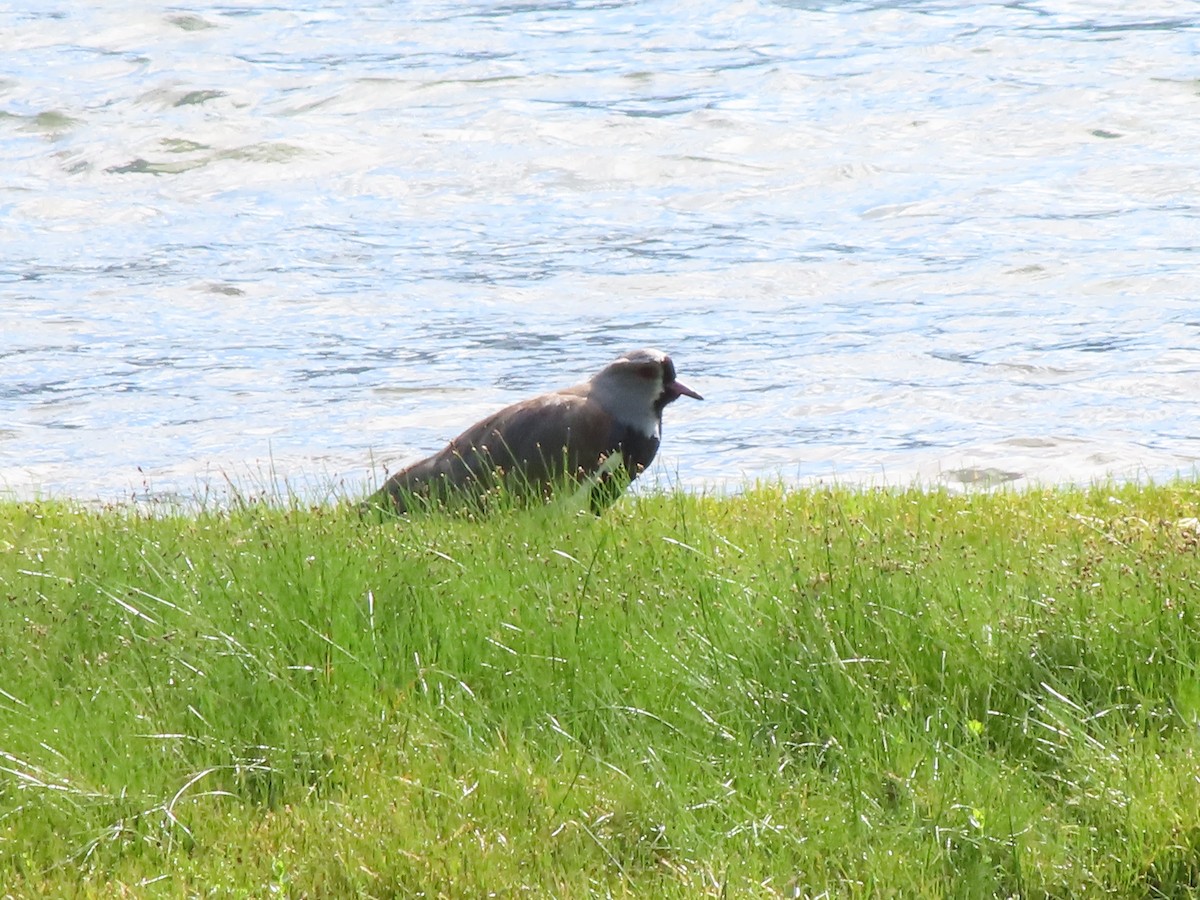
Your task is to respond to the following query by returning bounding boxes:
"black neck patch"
[608,421,661,476]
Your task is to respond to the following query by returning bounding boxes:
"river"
[2,0,1198,503]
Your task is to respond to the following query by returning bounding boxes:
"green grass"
[2,482,1200,897]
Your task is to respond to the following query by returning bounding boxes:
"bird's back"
[367,384,616,513]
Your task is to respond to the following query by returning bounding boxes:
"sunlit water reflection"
[2,1,1198,504]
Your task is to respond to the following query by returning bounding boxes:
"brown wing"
[368,387,614,512]
[442,388,614,485]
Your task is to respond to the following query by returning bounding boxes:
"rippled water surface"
[3,0,1198,502]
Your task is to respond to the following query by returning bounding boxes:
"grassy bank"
[2,482,1199,897]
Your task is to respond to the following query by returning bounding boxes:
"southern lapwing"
[363,348,702,515]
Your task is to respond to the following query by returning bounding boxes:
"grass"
[1,481,1200,897]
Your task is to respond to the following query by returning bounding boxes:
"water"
[2,0,1198,503]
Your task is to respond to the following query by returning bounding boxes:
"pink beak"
[665,379,703,401]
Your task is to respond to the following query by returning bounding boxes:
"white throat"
[634,413,661,440]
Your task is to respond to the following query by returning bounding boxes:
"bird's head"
[591,348,703,433]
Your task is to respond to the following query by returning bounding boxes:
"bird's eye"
[638,364,657,380]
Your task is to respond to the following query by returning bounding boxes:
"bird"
[362,348,702,515]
